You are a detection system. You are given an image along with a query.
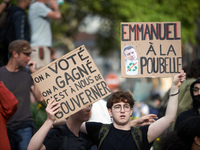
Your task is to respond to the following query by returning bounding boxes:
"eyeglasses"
[113,104,131,112]
[193,87,200,94]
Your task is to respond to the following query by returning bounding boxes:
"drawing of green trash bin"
[126,59,139,75]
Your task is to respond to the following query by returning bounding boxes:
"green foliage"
[152,137,161,150]
[31,101,47,130]
[50,0,200,55]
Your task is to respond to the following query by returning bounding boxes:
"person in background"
[174,78,200,130]
[29,0,61,69]
[0,0,11,66]
[0,0,31,66]
[0,40,44,150]
[133,101,150,119]
[176,58,200,117]
[157,59,200,124]
[148,94,162,116]
[169,58,200,130]
[0,81,18,150]
[159,116,200,150]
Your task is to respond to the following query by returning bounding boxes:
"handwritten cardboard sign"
[121,22,182,78]
[31,45,112,122]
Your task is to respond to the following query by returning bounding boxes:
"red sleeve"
[0,81,18,120]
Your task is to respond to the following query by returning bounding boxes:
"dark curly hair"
[106,91,135,109]
[186,58,200,79]
[159,132,189,150]
[159,116,200,150]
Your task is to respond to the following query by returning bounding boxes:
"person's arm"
[0,0,11,29]
[80,112,157,133]
[31,82,44,102]
[46,0,61,20]
[13,11,27,40]
[27,99,60,150]
[147,70,186,143]
[29,60,44,102]
[53,119,67,127]
[0,81,18,119]
[130,114,158,127]
[0,0,10,14]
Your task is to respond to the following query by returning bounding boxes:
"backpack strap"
[131,126,143,150]
[98,124,111,150]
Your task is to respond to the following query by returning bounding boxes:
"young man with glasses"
[80,70,186,150]
[174,78,200,130]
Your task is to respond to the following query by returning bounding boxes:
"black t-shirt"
[44,124,93,150]
[0,66,33,126]
[86,122,153,150]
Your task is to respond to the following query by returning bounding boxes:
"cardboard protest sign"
[121,22,182,78]
[31,45,112,122]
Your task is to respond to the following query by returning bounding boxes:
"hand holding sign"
[31,45,112,122]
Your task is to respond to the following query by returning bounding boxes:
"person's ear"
[108,108,112,117]
[130,108,133,117]
[194,136,200,147]
[13,51,19,58]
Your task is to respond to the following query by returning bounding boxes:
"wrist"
[29,65,37,73]
[130,120,137,127]
[46,119,54,126]
[31,69,36,73]
[170,84,179,91]
[169,89,180,96]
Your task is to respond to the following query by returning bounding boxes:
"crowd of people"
[0,39,190,150]
[0,1,200,150]
[0,0,61,67]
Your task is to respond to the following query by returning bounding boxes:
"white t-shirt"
[29,2,52,46]
[89,99,112,124]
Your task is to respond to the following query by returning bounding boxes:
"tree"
[51,0,200,56]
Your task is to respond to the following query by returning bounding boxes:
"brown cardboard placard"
[121,22,182,78]
[31,45,112,122]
